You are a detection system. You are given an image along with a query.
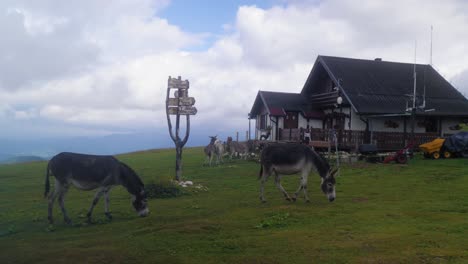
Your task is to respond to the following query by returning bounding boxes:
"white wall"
[369,117,406,133]
[441,117,464,135]
[350,108,367,130]
[298,115,322,129]
[254,106,465,139]
[254,112,323,140]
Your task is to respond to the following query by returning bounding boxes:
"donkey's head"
[208,135,217,144]
[320,168,337,202]
[132,189,149,217]
[120,161,149,217]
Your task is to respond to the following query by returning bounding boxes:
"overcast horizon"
[1,0,468,157]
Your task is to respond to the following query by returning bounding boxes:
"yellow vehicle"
[419,138,452,159]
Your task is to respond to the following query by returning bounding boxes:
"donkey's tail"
[258,164,263,180]
[44,162,51,198]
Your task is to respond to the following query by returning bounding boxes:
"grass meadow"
[0,147,467,263]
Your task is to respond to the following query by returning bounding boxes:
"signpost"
[165,76,197,181]
[167,106,198,115]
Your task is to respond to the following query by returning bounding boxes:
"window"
[425,118,437,133]
[259,114,268,129]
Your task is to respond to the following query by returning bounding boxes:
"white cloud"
[1,0,468,141]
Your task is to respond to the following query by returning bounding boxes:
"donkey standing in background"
[45,152,149,224]
[259,143,337,203]
[226,136,249,160]
[213,138,225,165]
[203,136,217,166]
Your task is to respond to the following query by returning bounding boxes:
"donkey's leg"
[293,178,304,202]
[47,181,60,224]
[259,165,273,203]
[259,167,269,203]
[57,183,72,224]
[87,188,106,222]
[103,188,112,220]
[274,171,291,201]
[301,171,311,203]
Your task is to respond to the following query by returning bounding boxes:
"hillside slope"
[0,147,467,263]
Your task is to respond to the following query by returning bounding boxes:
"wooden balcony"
[278,128,441,151]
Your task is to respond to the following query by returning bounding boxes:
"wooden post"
[166,76,197,182]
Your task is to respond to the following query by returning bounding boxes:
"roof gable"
[301,55,468,116]
[249,91,324,118]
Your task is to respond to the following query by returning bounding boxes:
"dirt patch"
[349,162,372,169]
[352,197,369,203]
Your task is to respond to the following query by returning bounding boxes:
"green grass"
[0,147,467,263]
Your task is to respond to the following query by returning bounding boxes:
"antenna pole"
[410,41,417,147]
[430,25,433,65]
[413,40,417,110]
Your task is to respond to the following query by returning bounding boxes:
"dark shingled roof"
[304,55,468,116]
[249,91,324,118]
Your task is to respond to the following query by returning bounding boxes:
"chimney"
[374,58,382,61]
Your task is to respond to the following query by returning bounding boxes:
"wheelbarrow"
[419,138,449,159]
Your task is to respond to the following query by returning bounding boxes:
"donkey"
[213,139,225,165]
[203,136,217,166]
[44,152,149,224]
[226,137,249,160]
[259,143,337,203]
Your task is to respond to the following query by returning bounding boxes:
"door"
[284,112,298,129]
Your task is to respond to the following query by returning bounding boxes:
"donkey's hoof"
[292,197,297,202]
[285,197,292,202]
[105,213,113,220]
[64,218,72,225]
[305,199,311,203]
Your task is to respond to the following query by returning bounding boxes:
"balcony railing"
[278,128,441,151]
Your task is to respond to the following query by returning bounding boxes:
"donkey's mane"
[310,150,330,178]
[119,161,144,195]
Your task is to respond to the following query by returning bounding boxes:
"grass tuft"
[255,212,290,229]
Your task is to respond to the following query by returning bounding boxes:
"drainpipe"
[270,116,278,141]
[359,115,370,144]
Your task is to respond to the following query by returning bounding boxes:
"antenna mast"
[430,25,433,65]
[410,40,417,147]
[413,40,417,110]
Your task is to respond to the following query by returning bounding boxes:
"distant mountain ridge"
[0,155,46,164]
[0,127,247,164]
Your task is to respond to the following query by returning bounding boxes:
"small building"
[249,55,468,150]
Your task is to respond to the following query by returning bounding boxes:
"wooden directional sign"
[168,106,198,115]
[168,97,196,106]
[168,78,189,89]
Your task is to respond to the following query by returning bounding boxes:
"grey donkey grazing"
[259,143,337,203]
[45,152,149,225]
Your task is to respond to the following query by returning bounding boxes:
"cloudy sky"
[1,0,468,155]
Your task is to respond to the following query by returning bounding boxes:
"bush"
[145,181,183,199]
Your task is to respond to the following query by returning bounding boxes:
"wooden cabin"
[249,55,468,150]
